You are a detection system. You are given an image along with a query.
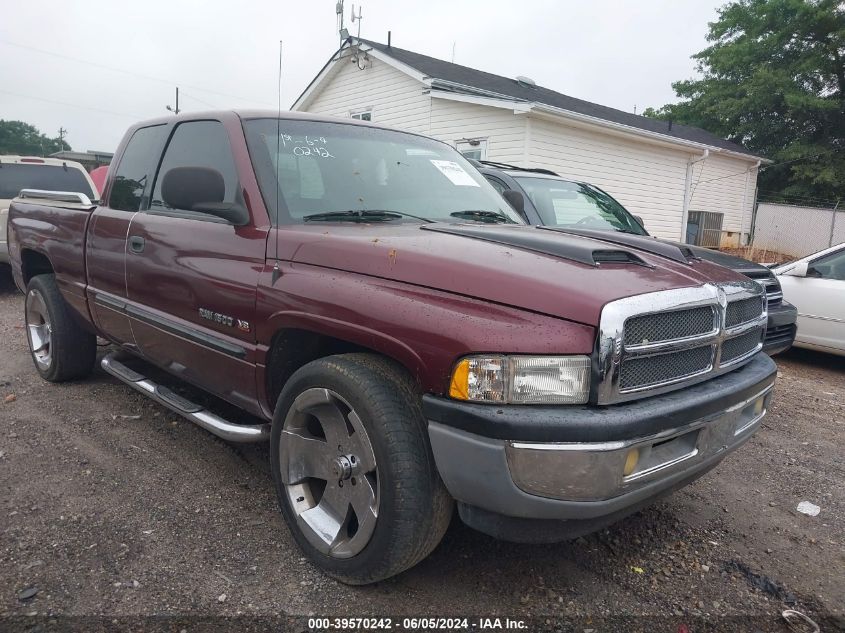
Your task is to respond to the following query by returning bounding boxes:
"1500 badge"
[198,308,251,333]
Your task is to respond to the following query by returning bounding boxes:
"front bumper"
[424,353,776,539]
[763,301,797,355]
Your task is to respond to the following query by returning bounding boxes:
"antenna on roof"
[337,1,347,46]
[272,40,283,285]
[351,4,363,39]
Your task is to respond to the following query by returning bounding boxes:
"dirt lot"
[1,268,843,632]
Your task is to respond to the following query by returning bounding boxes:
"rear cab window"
[109,125,169,211]
[0,162,95,200]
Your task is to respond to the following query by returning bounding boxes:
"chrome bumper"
[505,385,772,502]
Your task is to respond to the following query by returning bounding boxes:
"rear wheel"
[271,353,453,584]
[24,274,96,382]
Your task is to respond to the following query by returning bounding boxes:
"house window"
[456,139,487,161]
[350,109,372,121]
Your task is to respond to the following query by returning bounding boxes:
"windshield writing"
[243,119,522,225]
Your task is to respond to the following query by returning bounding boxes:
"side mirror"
[782,261,809,277]
[161,166,249,226]
[502,189,525,216]
[633,215,645,229]
[192,201,250,226]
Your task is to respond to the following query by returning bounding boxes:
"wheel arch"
[20,248,55,284]
[261,314,427,413]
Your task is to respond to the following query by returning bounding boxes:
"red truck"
[7,111,777,584]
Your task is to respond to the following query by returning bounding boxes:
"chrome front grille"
[721,329,763,365]
[624,306,716,346]
[725,296,766,328]
[596,281,767,404]
[619,344,714,391]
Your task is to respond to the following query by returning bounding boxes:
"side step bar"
[101,352,271,443]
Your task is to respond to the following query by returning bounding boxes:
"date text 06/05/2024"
[307,617,528,630]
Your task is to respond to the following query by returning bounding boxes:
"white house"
[293,37,768,246]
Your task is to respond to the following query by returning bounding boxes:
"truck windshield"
[0,163,95,200]
[514,177,646,235]
[243,119,522,224]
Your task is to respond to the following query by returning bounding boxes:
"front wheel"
[24,274,97,382]
[271,353,453,585]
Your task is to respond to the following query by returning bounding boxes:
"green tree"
[646,0,844,204]
[0,120,70,156]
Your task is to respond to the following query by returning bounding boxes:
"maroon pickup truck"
[7,111,777,584]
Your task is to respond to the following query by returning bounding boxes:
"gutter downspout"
[740,160,761,246]
[681,149,709,243]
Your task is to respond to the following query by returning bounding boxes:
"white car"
[0,156,97,264]
[773,243,845,356]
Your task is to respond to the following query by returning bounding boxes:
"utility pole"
[166,87,180,115]
[58,127,67,151]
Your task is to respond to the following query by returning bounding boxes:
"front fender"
[255,261,596,398]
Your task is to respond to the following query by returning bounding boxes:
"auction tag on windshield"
[430,160,480,187]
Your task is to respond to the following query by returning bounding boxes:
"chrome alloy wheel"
[25,289,53,370]
[279,388,379,559]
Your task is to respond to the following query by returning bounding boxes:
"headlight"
[449,355,591,404]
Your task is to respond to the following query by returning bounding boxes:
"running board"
[101,352,270,443]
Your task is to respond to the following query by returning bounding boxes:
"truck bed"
[8,195,96,328]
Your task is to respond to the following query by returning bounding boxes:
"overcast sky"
[0,0,724,153]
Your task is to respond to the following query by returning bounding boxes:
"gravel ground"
[0,269,843,632]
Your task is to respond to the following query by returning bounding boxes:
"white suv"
[1,156,98,264]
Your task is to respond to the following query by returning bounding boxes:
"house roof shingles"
[356,38,760,160]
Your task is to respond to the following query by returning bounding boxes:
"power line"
[693,146,841,187]
[0,38,275,108]
[179,91,218,109]
[0,88,146,119]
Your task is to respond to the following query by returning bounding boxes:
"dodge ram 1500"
[8,110,777,584]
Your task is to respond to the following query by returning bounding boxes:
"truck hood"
[538,227,772,276]
[276,223,747,326]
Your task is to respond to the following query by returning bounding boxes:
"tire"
[271,353,453,585]
[24,274,97,382]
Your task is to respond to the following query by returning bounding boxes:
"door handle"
[129,235,145,253]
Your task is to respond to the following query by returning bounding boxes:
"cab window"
[150,121,240,213]
[109,125,168,211]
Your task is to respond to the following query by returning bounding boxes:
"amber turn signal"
[449,358,470,400]
[623,448,640,477]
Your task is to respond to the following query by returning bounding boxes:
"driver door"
[124,119,268,415]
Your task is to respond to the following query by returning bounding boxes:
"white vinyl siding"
[428,99,527,165]
[297,50,761,245]
[304,57,431,134]
[527,117,689,240]
[687,153,757,245]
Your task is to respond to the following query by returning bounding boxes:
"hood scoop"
[421,224,651,267]
[538,226,694,264]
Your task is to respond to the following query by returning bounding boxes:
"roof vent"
[515,75,536,88]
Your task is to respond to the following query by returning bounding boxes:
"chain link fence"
[750,201,843,261]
